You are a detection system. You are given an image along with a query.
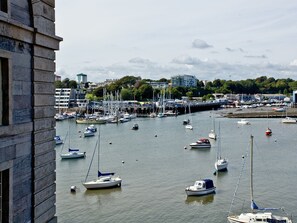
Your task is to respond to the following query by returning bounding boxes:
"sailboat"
[83,127,122,189]
[214,123,228,172]
[208,110,217,140]
[60,130,86,159]
[185,102,193,130]
[227,135,292,223]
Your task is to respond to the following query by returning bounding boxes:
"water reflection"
[185,193,215,205]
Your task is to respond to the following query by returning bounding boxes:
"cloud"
[225,47,245,53]
[289,59,297,66]
[244,54,267,59]
[192,39,213,49]
[171,56,203,65]
[129,57,153,64]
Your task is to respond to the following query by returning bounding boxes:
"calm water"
[55,110,297,223]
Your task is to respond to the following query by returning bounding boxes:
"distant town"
[55,73,297,114]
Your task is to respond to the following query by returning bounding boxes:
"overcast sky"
[55,0,297,83]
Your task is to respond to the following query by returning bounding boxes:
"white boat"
[54,136,63,145]
[215,123,228,172]
[83,127,122,190]
[189,138,211,149]
[60,149,86,159]
[208,130,216,140]
[185,124,193,130]
[237,119,250,125]
[227,135,292,223]
[86,124,97,132]
[208,111,217,140]
[281,116,296,124]
[60,130,86,159]
[185,103,193,130]
[83,129,95,137]
[185,179,216,196]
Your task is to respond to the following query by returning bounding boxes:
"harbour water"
[55,110,297,223]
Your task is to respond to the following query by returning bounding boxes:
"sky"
[55,0,297,83]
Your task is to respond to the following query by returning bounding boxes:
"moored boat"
[60,149,86,159]
[185,179,216,196]
[54,136,63,145]
[237,119,250,125]
[265,127,272,136]
[132,123,139,130]
[189,138,211,149]
[281,116,296,124]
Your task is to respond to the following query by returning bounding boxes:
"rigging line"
[60,131,68,154]
[228,142,249,215]
[84,136,99,182]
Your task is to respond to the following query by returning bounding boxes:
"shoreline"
[219,107,297,118]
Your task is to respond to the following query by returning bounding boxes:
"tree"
[138,84,153,100]
[120,88,134,100]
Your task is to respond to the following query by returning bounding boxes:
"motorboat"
[60,149,86,159]
[86,124,97,132]
[185,179,216,196]
[54,136,63,145]
[265,127,272,136]
[132,123,139,130]
[83,172,122,189]
[84,129,95,137]
[237,119,250,125]
[189,138,211,149]
[281,117,296,124]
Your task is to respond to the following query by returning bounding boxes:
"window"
[0,0,8,13]
[0,57,9,126]
[0,169,9,222]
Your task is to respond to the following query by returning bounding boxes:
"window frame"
[0,161,13,223]
[0,0,9,18]
[0,50,12,130]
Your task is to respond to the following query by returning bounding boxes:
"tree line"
[55,76,297,101]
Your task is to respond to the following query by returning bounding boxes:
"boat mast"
[250,135,255,211]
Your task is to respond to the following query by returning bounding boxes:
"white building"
[55,88,75,109]
[171,75,197,87]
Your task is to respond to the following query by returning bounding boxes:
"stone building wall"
[0,0,61,222]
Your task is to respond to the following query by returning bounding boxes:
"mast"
[250,135,255,210]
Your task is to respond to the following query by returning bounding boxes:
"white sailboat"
[83,127,122,189]
[208,110,216,139]
[185,102,193,130]
[227,135,292,223]
[60,130,86,159]
[214,123,228,172]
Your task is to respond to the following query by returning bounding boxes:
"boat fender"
[184,146,187,149]
[122,160,125,164]
[109,142,112,144]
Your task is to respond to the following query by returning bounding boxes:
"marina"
[55,110,297,222]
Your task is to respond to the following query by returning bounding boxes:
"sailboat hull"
[83,176,122,189]
[228,212,292,223]
[215,159,228,171]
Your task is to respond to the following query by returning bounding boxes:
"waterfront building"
[0,1,61,222]
[55,88,76,109]
[171,75,197,87]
